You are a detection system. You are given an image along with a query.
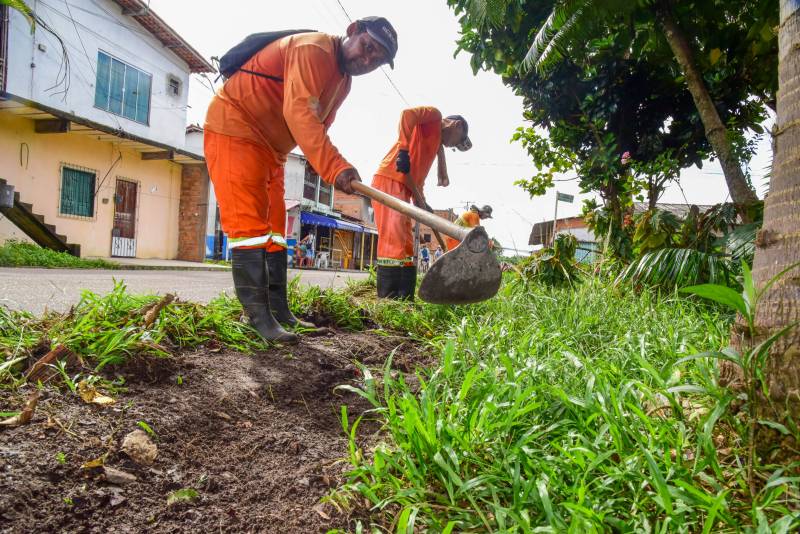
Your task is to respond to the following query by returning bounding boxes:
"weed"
[333,277,800,531]
[52,359,79,394]
[0,241,118,269]
[167,488,198,506]
[55,452,66,464]
[1,281,270,386]
[137,421,156,437]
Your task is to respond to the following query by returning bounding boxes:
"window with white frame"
[94,51,152,124]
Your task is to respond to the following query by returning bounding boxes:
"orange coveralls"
[372,107,442,265]
[204,33,353,251]
[445,210,481,251]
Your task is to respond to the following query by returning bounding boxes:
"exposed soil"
[0,330,430,533]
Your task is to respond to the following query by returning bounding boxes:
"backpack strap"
[236,69,284,82]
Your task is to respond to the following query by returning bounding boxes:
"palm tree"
[470,0,762,221]
[748,0,800,442]
[0,1,34,30]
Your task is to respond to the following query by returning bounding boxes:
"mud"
[0,330,429,533]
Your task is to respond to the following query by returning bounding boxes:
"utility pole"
[552,191,575,247]
[552,193,559,247]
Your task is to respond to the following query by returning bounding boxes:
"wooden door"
[111,179,137,257]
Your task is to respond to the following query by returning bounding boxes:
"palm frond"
[719,222,760,264]
[524,0,592,73]
[616,248,734,289]
[1,0,35,31]
[466,0,509,28]
[522,0,638,74]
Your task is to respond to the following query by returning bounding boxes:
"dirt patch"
[0,330,429,533]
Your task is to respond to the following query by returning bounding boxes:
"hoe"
[351,182,502,305]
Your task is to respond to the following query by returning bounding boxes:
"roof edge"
[110,0,214,73]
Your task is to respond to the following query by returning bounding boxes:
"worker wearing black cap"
[205,17,398,342]
[371,108,472,300]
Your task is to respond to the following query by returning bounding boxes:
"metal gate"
[111,179,137,257]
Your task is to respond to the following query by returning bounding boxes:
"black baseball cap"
[446,115,472,151]
[358,16,398,69]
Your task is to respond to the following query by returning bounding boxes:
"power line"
[333,0,410,107]
[335,0,353,22]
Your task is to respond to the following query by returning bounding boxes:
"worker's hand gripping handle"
[351,182,471,242]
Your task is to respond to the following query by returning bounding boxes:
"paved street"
[0,267,369,316]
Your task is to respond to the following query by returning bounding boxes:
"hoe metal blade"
[418,226,502,304]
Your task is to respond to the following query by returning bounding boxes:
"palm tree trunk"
[656,5,759,221]
[749,0,800,452]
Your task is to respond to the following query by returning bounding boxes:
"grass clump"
[333,278,800,532]
[0,281,266,384]
[0,241,118,269]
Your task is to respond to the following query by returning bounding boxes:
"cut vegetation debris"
[0,325,427,531]
[0,241,119,269]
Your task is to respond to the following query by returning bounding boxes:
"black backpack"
[217,29,316,81]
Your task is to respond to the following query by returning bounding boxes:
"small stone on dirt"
[121,429,158,465]
[109,493,127,507]
[104,466,137,485]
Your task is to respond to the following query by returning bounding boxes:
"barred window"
[60,166,96,217]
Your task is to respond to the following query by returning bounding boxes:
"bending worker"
[445,204,493,251]
[372,107,472,299]
[204,18,398,343]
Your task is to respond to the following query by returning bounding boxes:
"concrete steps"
[0,177,81,257]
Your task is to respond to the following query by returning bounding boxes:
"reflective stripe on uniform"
[228,233,287,249]
[377,257,413,267]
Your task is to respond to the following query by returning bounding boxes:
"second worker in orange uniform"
[371,107,472,299]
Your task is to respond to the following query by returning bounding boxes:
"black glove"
[396,150,411,174]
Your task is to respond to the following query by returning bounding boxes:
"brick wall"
[417,208,456,249]
[333,191,368,221]
[177,163,209,262]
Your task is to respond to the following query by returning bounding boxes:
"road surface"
[0,267,368,315]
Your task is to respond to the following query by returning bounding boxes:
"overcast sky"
[149,0,771,254]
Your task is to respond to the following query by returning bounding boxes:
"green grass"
[3,271,798,531]
[0,241,118,269]
[0,281,268,385]
[330,277,800,532]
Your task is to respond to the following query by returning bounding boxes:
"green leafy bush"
[517,234,584,286]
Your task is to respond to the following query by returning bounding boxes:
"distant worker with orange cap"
[204,18,399,343]
[445,204,493,251]
[371,107,472,299]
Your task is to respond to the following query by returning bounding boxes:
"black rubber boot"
[231,248,298,344]
[377,265,402,299]
[266,250,316,329]
[397,266,417,301]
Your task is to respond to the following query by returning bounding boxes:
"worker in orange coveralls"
[445,204,493,251]
[371,107,472,299]
[204,18,398,343]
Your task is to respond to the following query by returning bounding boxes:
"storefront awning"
[334,219,363,233]
[300,211,338,228]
